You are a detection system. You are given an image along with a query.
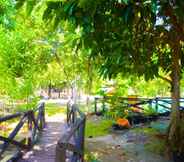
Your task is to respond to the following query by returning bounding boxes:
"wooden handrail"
[0,136,28,149]
[56,102,86,162]
[0,102,45,161]
[0,113,22,123]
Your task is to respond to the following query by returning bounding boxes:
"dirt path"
[86,133,173,162]
[19,114,66,162]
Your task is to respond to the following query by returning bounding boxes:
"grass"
[45,103,66,116]
[14,103,29,112]
[85,118,113,138]
[14,102,66,116]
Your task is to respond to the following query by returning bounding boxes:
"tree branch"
[158,74,172,85]
[54,52,72,88]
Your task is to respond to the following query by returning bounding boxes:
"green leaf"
[121,0,129,4]
[151,0,157,14]
[26,1,36,16]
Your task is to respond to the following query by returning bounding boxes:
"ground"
[85,115,173,162]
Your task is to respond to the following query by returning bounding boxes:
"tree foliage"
[17,0,184,154]
[0,3,52,100]
[0,0,15,29]
[5,0,184,154]
[24,0,183,81]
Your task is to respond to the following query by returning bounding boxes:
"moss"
[85,118,113,138]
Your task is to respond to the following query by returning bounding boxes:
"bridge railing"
[0,102,45,161]
[56,102,86,162]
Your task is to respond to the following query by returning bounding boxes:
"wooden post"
[102,96,105,113]
[67,102,69,124]
[80,118,86,162]
[40,103,45,129]
[56,103,86,162]
[149,99,152,109]
[55,144,66,162]
[94,97,97,114]
[155,97,158,112]
[42,102,46,128]
[27,112,33,149]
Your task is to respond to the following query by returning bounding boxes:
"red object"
[117,118,131,128]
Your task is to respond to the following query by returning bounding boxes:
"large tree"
[0,1,52,102]
[17,0,184,154]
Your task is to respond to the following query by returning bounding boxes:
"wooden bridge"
[0,102,86,162]
[2,96,182,162]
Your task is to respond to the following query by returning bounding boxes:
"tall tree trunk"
[48,81,52,99]
[58,89,61,98]
[168,41,184,154]
[86,57,93,110]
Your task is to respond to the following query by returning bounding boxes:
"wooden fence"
[56,102,86,162]
[0,102,45,161]
[94,96,184,115]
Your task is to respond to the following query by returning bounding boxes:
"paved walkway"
[19,114,66,162]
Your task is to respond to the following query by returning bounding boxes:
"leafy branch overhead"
[16,0,184,81]
[15,0,184,154]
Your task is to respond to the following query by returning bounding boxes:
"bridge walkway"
[19,115,66,162]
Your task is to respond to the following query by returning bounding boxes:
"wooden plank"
[0,136,28,149]
[7,150,23,162]
[0,115,27,155]
[0,102,46,160]
[0,113,22,123]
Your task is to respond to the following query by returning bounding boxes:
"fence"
[94,96,184,115]
[56,102,86,162]
[0,102,45,161]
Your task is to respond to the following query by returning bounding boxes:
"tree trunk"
[86,57,93,110]
[48,81,52,99]
[168,41,184,154]
[58,91,61,98]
